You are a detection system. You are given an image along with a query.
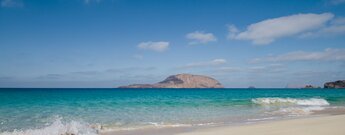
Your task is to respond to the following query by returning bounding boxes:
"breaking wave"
[252,97,331,116]
[252,98,330,106]
[0,117,99,135]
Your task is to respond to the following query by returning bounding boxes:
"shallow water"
[0,88,345,135]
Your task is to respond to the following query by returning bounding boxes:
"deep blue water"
[0,88,345,134]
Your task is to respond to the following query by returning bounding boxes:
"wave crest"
[252,98,330,106]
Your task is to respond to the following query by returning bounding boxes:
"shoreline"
[101,113,345,135]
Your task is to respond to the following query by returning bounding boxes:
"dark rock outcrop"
[304,85,321,89]
[119,74,223,88]
[324,80,345,88]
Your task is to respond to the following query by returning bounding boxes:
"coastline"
[101,113,345,135]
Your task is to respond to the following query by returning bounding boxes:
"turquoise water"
[1,88,345,135]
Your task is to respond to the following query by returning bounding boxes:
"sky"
[0,0,345,88]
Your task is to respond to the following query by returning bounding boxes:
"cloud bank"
[300,17,345,38]
[138,41,170,52]
[228,13,334,45]
[186,31,217,44]
[180,59,227,69]
[1,0,23,8]
[251,48,345,63]
[329,0,345,5]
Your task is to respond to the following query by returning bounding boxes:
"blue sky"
[0,0,345,88]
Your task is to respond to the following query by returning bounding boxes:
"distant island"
[119,74,224,88]
[292,81,345,89]
[304,85,321,89]
[119,74,345,89]
[324,80,345,89]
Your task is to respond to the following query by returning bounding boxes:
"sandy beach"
[177,114,345,135]
[101,114,345,135]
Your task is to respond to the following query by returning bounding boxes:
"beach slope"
[178,115,345,135]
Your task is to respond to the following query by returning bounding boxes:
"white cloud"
[251,48,345,63]
[137,41,170,52]
[228,13,334,45]
[300,17,345,38]
[211,59,227,64]
[1,0,23,8]
[186,31,217,44]
[227,24,239,39]
[180,59,227,69]
[329,0,345,5]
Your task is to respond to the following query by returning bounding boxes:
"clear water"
[1,88,345,134]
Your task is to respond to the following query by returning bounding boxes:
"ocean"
[0,88,345,135]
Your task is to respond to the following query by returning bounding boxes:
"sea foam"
[252,97,330,116]
[251,98,330,106]
[273,106,326,116]
[0,117,98,135]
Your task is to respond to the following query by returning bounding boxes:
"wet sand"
[102,114,345,135]
[177,114,345,135]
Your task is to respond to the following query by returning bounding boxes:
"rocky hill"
[119,74,223,88]
[324,80,345,88]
